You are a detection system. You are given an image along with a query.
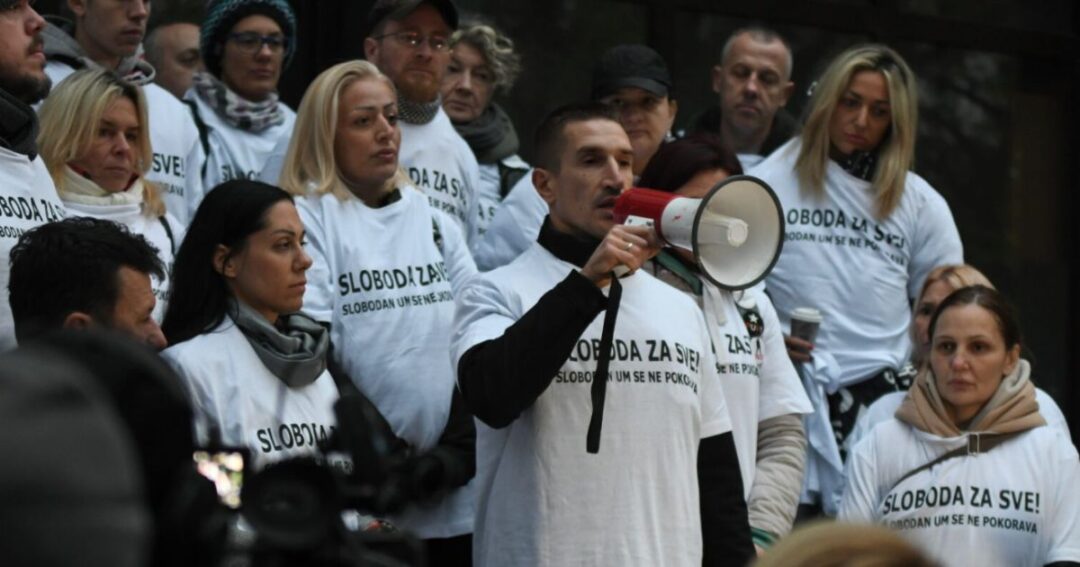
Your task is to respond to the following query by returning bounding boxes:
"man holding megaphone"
[452,102,753,567]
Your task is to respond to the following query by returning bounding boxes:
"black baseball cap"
[366,0,459,37]
[591,44,673,100]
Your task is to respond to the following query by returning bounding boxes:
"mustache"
[29,35,44,54]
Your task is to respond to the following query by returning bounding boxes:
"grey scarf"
[399,95,441,125]
[228,299,329,388]
[452,102,519,164]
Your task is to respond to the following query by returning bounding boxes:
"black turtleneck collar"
[0,87,39,159]
[537,216,602,268]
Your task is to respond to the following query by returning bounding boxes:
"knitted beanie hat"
[201,0,298,77]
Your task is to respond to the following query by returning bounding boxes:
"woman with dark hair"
[848,265,1069,449]
[749,45,963,515]
[840,286,1080,566]
[637,134,812,551]
[161,179,337,467]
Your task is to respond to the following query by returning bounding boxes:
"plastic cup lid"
[791,307,823,323]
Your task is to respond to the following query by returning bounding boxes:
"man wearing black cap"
[592,43,678,177]
[41,0,204,224]
[0,0,67,352]
[364,0,483,249]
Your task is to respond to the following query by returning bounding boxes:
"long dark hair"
[636,133,743,193]
[928,285,1022,350]
[162,180,294,345]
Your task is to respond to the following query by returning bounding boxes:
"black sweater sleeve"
[698,432,754,566]
[410,386,476,498]
[457,270,608,428]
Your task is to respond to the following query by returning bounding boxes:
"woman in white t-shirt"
[749,45,963,513]
[637,134,812,551]
[849,264,1069,449]
[186,0,297,191]
[160,179,338,468]
[279,60,477,563]
[839,286,1080,567]
[37,69,182,321]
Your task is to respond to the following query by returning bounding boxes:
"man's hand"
[784,334,813,363]
[580,225,662,288]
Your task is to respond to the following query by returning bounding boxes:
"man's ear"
[213,244,235,277]
[67,0,88,18]
[62,312,95,330]
[711,65,724,94]
[363,37,379,62]
[532,168,557,207]
[779,80,795,107]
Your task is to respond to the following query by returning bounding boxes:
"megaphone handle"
[612,264,631,278]
[586,275,622,454]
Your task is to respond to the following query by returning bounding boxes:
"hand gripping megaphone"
[613,175,785,290]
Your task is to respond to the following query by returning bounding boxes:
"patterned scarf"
[192,72,285,133]
[399,95,441,125]
[834,149,878,181]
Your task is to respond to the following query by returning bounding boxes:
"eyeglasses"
[372,30,449,52]
[227,32,287,54]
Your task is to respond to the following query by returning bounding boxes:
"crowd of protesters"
[0,0,1077,565]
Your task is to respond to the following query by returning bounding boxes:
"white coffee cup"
[790,307,823,345]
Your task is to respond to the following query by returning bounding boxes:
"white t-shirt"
[472,170,545,271]
[848,388,1070,453]
[474,154,529,239]
[451,243,733,567]
[62,200,182,321]
[399,108,482,245]
[0,149,66,351]
[161,319,339,469]
[701,283,812,497]
[298,186,477,539]
[750,139,963,386]
[840,419,1080,567]
[184,89,295,194]
[44,62,205,226]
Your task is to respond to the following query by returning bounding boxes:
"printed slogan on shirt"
[554,338,703,394]
[881,483,1042,534]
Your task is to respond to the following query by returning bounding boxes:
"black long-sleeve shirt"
[457,218,753,564]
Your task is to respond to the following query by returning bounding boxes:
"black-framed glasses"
[227,32,287,54]
[372,30,449,52]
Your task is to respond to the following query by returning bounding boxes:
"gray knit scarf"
[228,299,329,388]
[399,95,441,125]
[452,102,519,165]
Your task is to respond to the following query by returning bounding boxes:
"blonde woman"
[748,44,963,515]
[38,68,182,321]
[279,60,477,564]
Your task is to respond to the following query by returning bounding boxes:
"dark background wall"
[37,0,1080,438]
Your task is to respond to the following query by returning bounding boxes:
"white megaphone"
[613,175,784,290]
